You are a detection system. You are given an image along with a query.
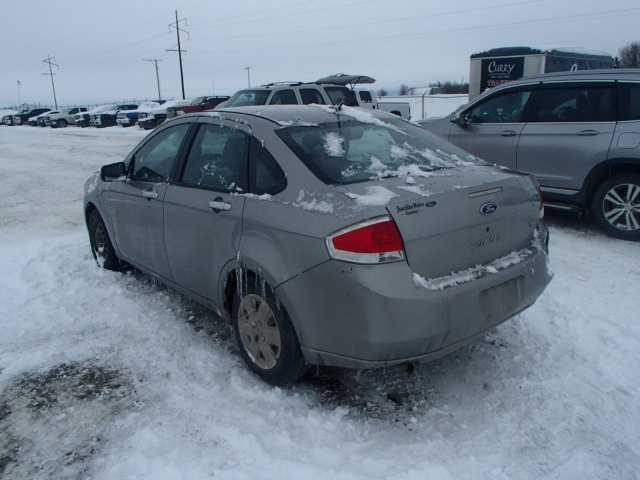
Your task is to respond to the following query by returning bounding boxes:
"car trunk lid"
[336,166,540,278]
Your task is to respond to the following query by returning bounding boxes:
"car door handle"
[141,189,158,200]
[209,198,231,212]
[501,130,518,137]
[577,129,599,136]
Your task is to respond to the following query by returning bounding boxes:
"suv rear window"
[358,91,373,103]
[277,120,478,185]
[619,84,640,121]
[227,90,270,107]
[325,87,358,107]
[530,86,615,123]
[269,89,298,105]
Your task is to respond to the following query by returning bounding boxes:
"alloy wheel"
[602,183,640,232]
[237,294,282,370]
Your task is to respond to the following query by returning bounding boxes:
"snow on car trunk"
[337,166,540,278]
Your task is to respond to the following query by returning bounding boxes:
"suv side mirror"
[451,111,471,128]
[101,162,126,181]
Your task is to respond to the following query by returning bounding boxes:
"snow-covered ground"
[1,125,639,480]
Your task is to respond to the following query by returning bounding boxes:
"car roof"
[501,68,640,86]
[202,104,392,125]
[237,82,350,91]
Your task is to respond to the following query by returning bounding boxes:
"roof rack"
[261,81,304,87]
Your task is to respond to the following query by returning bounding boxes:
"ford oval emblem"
[479,202,498,216]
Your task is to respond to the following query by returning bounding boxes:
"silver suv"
[225,82,362,109]
[421,69,640,240]
[48,107,87,128]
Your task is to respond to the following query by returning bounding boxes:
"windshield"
[277,118,480,185]
[227,90,270,107]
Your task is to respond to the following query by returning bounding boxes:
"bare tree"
[619,42,640,68]
[398,84,410,96]
[377,88,388,97]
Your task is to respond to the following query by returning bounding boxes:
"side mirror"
[451,111,471,128]
[100,162,126,181]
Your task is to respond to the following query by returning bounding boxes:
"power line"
[186,6,640,60]
[166,9,189,100]
[42,54,59,109]
[142,58,163,103]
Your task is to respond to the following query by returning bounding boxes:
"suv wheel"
[232,282,307,385]
[55,119,67,128]
[592,174,640,241]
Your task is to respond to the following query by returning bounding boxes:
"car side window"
[249,138,286,195]
[131,124,191,182]
[69,108,78,115]
[269,89,298,105]
[468,90,532,124]
[299,88,325,105]
[181,124,249,192]
[530,86,615,123]
[619,84,640,121]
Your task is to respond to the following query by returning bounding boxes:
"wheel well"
[223,268,276,317]
[85,202,98,224]
[584,160,640,205]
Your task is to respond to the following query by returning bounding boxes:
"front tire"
[232,281,307,386]
[592,174,640,241]
[55,119,68,128]
[87,210,121,270]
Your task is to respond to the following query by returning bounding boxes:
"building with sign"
[469,46,614,99]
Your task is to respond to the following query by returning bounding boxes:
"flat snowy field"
[1,126,639,480]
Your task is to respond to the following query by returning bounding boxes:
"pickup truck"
[93,104,138,127]
[116,102,160,127]
[167,96,230,118]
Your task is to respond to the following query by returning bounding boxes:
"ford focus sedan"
[84,105,552,385]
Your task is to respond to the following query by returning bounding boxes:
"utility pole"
[244,66,252,88]
[142,58,163,102]
[167,10,189,100]
[16,80,22,108]
[42,54,59,109]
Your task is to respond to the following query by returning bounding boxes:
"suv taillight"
[326,216,405,264]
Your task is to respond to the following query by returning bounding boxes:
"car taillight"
[326,216,405,264]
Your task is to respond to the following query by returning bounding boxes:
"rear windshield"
[324,87,358,107]
[277,116,479,184]
[227,89,270,107]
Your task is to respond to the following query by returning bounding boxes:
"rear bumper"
[277,232,552,369]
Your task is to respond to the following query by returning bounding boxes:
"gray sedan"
[84,105,552,385]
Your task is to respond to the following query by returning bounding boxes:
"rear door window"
[529,85,615,122]
[269,89,298,105]
[618,84,640,121]
[131,124,191,182]
[249,138,286,195]
[299,88,325,105]
[180,124,249,192]
[468,90,532,123]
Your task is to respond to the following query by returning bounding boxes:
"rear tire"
[591,174,640,241]
[87,210,121,270]
[232,280,307,386]
[56,119,67,128]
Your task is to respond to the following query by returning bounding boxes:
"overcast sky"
[2,0,639,106]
